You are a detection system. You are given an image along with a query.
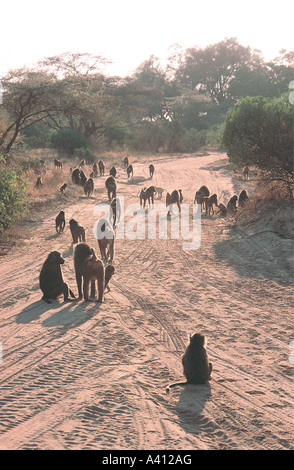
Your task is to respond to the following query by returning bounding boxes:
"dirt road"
[0,152,293,450]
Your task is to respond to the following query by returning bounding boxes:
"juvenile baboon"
[149,164,155,178]
[80,170,87,186]
[105,176,117,201]
[84,178,94,197]
[123,156,129,167]
[104,265,115,292]
[216,203,227,217]
[98,160,105,176]
[39,251,76,303]
[93,162,98,177]
[35,176,43,189]
[96,218,115,262]
[227,195,238,214]
[55,211,65,233]
[79,159,86,167]
[110,197,121,227]
[239,189,249,207]
[53,159,63,169]
[74,243,104,302]
[72,168,81,185]
[243,166,249,180]
[166,333,213,394]
[110,166,117,177]
[204,194,218,215]
[155,187,165,199]
[140,186,157,209]
[69,219,86,243]
[127,164,133,178]
[60,183,67,195]
[166,189,181,215]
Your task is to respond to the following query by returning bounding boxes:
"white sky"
[0,0,293,77]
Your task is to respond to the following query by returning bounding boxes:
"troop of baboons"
[38,156,251,393]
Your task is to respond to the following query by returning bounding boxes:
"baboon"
[216,203,227,217]
[140,186,157,209]
[123,156,129,167]
[110,166,117,178]
[155,187,165,199]
[55,211,65,233]
[204,194,218,215]
[110,197,121,227]
[98,160,105,176]
[72,168,81,185]
[105,176,117,201]
[179,189,183,203]
[53,159,63,169]
[93,162,98,177]
[149,164,155,178]
[227,195,238,214]
[239,189,249,207]
[198,185,210,197]
[127,164,133,178]
[80,170,87,186]
[35,176,43,188]
[194,186,210,211]
[69,219,86,243]
[60,183,67,195]
[96,218,115,262]
[39,251,76,304]
[79,159,86,167]
[243,166,249,180]
[104,265,115,292]
[166,190,181,215]
[166,333,213,394]
[74,243,104,302]
[84,178,94,197]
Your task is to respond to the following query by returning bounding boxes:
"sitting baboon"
[149,164,155,178]
[96,218,115,262]
[74,243,104,302]
[72,168,81,185]
[123,156,129,167]
[60,183,67,195]
[53,158,63,169]
[216,203,227,217]
[166,190,181,215]
[39,251,76,304]
[79,159,85,167]
[84,178,94,197]
[110,166,117,178]
[104,265,115,292]
[166,333,213,393]
[243,166,249,180]
[92,162,98,177]
[239,189,249,207]
[140,186,157,209]
[204,194,218,215]
[127,164,133,178]
[69,219,86,243]
[55,211,65,233]
[105,176,117,201]
[227,195,238,214]
[98,160,105,176]
[35,176,43,188]
[80,170,87,186]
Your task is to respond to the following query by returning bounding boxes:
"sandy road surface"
[0,152,293,450]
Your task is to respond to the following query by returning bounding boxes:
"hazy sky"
[1,0,293,76]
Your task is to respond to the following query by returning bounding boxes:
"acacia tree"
[222,94,293,191]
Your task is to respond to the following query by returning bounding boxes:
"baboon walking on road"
[69,219,86,243]
[74,243,104,302]
[105,176,117,201]
[55,211,65,233]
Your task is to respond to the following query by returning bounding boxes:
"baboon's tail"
[69,289,76,299]
[166,381,187,394]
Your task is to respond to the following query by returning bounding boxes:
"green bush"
[74,146,97,164]
[0,163,28,234]
[50,128,89,156]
